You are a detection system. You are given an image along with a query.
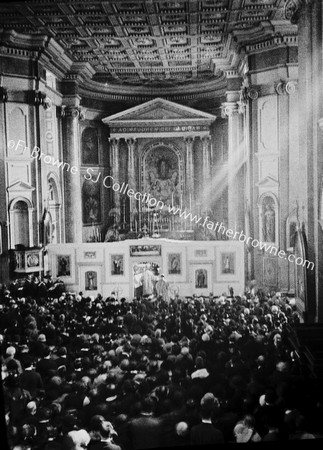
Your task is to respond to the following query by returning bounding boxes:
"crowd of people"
[1,275,323,450]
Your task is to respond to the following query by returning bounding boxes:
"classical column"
[126,138,136,189]
[126,138,137,230]
[200,135,211,206]
[109,138,120,210]
[221,101,240,231]
[61,105,82,243]
[185,136,194,209]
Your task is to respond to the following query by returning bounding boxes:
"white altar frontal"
[46,239,245,299]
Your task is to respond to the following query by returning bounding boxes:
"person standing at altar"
[133,266,143,300]
[142,265,158,299]
[155,274,170,303]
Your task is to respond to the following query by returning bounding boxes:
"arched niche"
[46,174,62,243]
[9,197,33,248]
[258,193,279,245]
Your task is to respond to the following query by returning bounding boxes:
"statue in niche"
[48,181,54,202]
[263,199,275,243]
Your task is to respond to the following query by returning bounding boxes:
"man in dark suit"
[19,356,43,399]
[190,393,225,445]
[128,396,162,449]
[35,346,57,383]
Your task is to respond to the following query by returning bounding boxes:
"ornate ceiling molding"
[0,0,294,96]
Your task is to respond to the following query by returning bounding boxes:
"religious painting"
[81,127,99,165]
[263,257,277,287]
[144,146,181,205]
[82,179,101,224]
[111,254,124,275]
[221,252,235,275]
[130,245,161,256]
[85,271,97,291]
[262,196,276,243]
[57,255,71,277]
[168,253,181,274]
[195,269,207,289]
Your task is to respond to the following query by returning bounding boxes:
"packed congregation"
[1,275,323,450]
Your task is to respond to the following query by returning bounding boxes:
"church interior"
[1,0,320,318]
[2,1,323,447]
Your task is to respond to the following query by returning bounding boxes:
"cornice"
[245,34,298,55]
[78,75,228,103]
[0,29,48,50]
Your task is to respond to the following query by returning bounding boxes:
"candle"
[189,193,192,211]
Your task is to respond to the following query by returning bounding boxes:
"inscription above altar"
[111,124,210,134]
[103,97,216,138]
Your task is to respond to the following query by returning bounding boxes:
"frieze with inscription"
[111,125,209,133]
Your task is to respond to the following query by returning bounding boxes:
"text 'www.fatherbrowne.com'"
[167,204,314,270]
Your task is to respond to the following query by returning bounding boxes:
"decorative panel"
[258,95,278,154]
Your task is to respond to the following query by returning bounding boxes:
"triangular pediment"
[7,180,35,192]
[256,175,279,188]
[102,98,216,124]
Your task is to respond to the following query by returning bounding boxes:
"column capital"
[0,87,8,103]
[221,102,239,119]
[201,135,211,144]
[241,86,259,101]
[184,136,194,145]
[126,137,137,147]
[61,105,84,119]
[109,137,120,148]
[275,80,297,95]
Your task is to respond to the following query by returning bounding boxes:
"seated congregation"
[1,277,323,450]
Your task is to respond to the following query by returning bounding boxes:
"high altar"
[83,98,220,242]
[46,99,246,299]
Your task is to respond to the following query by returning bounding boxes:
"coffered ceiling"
[0,0,296,90]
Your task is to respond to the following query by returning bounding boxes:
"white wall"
[47,238,245,299]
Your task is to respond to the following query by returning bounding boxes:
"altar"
[82,98,218,243]
[46,239,245,299]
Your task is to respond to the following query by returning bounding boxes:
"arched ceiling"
[0,0,296,94]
